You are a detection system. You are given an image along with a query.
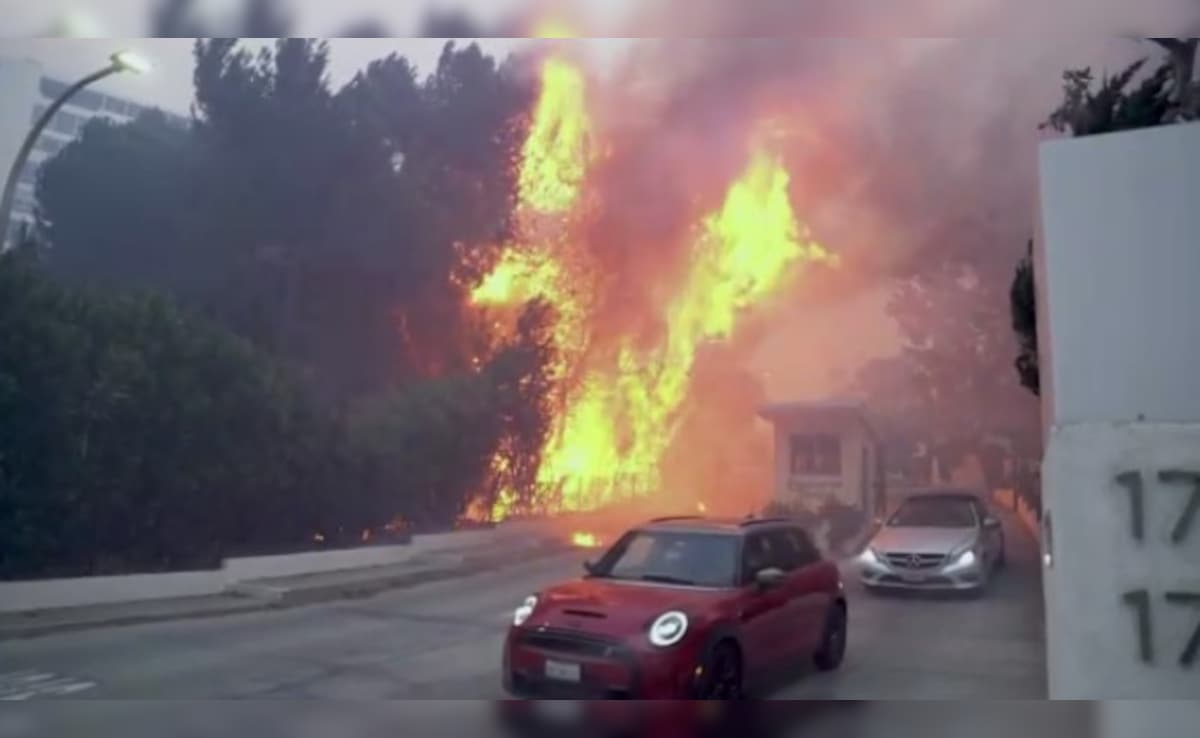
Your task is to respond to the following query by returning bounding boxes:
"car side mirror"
[983,516,1001,529]
[755,567,787,590]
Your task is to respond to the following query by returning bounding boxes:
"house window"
[790,433,842,476]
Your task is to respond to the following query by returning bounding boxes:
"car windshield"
[888,498,978,528]
[589,531,739,588]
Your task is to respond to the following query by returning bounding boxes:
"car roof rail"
[649,515,703,523]
[739,516,790,527]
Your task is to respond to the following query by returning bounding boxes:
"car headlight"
[858,547,882,566]
[648,611,688,647]
[949,548,977,567]
[513,595,537,627]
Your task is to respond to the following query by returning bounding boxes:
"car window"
[888,498,978,528]
[611,534,655,571]
[597,531,739,588]
[765,530,800,571]
[784,527,821,567]
[740,533,775,584]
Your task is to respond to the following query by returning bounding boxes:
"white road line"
[0,672,97,700]
[0,692,36,701]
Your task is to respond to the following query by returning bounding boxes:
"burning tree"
[465,39,837,519]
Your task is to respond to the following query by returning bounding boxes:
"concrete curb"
[0,538,576,642]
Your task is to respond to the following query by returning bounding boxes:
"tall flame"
[470,53,833,519]
[518,57,592,215]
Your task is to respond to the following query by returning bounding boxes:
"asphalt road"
[0,518,1058,736]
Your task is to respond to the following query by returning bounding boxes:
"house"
[757,400,885,516]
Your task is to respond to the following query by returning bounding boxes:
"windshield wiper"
[639,574,697,586]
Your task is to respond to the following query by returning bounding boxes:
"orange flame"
[471,54,834,520]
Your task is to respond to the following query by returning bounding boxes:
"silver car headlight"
[513,595,537,627]
[951,549,977,567]
[858,547,883,566]
[947,543,978,568]
[648,611,688,647]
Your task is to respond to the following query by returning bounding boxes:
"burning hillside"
[467,41,837,521]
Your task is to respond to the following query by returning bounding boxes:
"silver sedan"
[856,491,1006,593]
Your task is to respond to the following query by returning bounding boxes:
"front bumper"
[856,553,985,591]
[503,626,700,699]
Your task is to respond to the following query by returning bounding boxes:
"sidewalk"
[0,537,573,641]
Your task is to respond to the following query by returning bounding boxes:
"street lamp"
[0,50,151,248]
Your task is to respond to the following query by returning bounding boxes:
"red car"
[502,515,847,699]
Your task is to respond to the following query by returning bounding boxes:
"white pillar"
[1037,122,1200,699]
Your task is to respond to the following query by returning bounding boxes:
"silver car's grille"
[883,552,947,569]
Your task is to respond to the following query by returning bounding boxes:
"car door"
[759,528,807,660]
[775,527,830,654]
[735,532,790,673]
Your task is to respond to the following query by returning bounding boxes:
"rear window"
[591,530,740,588]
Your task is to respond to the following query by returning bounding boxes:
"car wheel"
[697,641,744,699]
[813,602,848,671]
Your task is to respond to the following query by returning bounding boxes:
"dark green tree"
[38,111,195,291]
[0,251,362,577]
[1010,240,1038,396]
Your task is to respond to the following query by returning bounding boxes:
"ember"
[571,531,601,549]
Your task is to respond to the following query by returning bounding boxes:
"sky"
[0,38,535,113]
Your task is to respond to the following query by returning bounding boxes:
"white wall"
[0,571,225,613]
[0,523,554,613]
[1036,123,1200,699]
[222,544,419,583]
[1038,123,1200,425]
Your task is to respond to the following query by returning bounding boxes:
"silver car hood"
[869,526,977,555]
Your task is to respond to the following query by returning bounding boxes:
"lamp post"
[0,51,150,248]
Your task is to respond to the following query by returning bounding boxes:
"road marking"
[0,671,97,700]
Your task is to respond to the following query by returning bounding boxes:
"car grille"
[517,628,625,659]
[882,552,947,569]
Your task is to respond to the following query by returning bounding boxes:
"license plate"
[544,660,582,682]
[901,572,927,583]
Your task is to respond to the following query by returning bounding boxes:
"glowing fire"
[518,56,592,215]
[572,531,601,548]
[470,51,834,520]
[697,501,708,514]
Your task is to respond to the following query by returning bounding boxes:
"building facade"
[758,400,885,516]
[0,56,187,248]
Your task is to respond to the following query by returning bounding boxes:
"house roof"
[757,399,877,438]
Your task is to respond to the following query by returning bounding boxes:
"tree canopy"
[5,38,549,578]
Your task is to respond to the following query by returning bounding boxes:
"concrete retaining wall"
[0,522,559,613]
[0,570,226,614]
[223,544,418,583]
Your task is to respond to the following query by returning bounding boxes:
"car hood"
[524,577,728,640]
[869,526,977,555]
